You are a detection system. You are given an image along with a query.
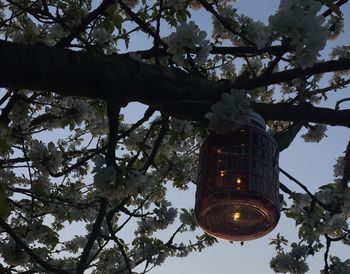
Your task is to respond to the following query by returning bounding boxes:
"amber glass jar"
[195,115,280,241]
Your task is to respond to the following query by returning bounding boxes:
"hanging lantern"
[195,113,280,241]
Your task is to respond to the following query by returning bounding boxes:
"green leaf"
[0,184,10,218]
[112,14,123,30]
[319,0,342,16]
[176,11,187,23]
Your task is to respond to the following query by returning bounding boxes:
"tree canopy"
[0,0,350,273]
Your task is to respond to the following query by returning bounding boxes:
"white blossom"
[288,193,311,213]
[0,239,30,265]
[9,100,29,127]
[301,124,327,143]
[92,27,114,45]
[92,154,106,173]
[46,24,66,44]
[315,187,336,205]
[205,89,251,134]
[176,243,190,257]
[269,0,328,68]
[330,46,350,59]
[234,15,271,49]
[154,202,177,229]
[212,6,238,40]
[28,140,63,174]
[71,98,92,125]
[321,256,350,274]
[125,170,152,196]
[333,156,345,178]
[170,118,193,136]
[270,244,309,274]
[164,21,212,66]
[93,166,118,199]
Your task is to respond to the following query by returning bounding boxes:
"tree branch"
[76,198,107,274]
[128,45,291,59]
[1,40,350,126]
[0,219,69,274]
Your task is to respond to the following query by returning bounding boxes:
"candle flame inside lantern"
[232,212,240,221]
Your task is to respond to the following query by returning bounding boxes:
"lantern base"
[195,192,280,241]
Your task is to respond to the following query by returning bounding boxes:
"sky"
[119,1,350,273]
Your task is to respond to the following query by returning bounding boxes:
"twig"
[117,0,167,48]
[76,198,108,274]
[323,235,331,274]
[335,97,350,110]
[280,168,333,211]
[118,106,155,139]
[142,115,169,172]
[197,0,256,46]
[322,0,348,17]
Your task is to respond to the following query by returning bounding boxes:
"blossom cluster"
[321,256,350,274]
[286,183,350,244]
[301,124,327,143]
[205,89,252,134]
[164,21,212,66]
[269,0,328,68]
[28,140,63,174]
[169,118,193,136]
[270,243,309,274]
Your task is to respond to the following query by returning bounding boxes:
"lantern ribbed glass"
[195,116,280,241]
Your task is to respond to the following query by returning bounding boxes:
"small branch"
[323,235,331,274]
[335,97,350,110]
[76,101,121,273]
[50,151,99,177]
[280,168,333,211]
[142,116,169,172]
[0,90,18,125]
[322,0,348,17]
[197,0,256,46]
[105,101,121,166]
[165,224,185,246]
[118,106,155,139]
[114,236,132,274]
[117,0,167,48]
[76,198,108,274]
[279,182,293,195]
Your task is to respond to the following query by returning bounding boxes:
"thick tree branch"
[129,45,291,59]
[1,40,350,127]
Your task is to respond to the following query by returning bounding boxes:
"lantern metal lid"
[195,113,280,241]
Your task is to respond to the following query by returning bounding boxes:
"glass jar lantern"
[195,114,280,241]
